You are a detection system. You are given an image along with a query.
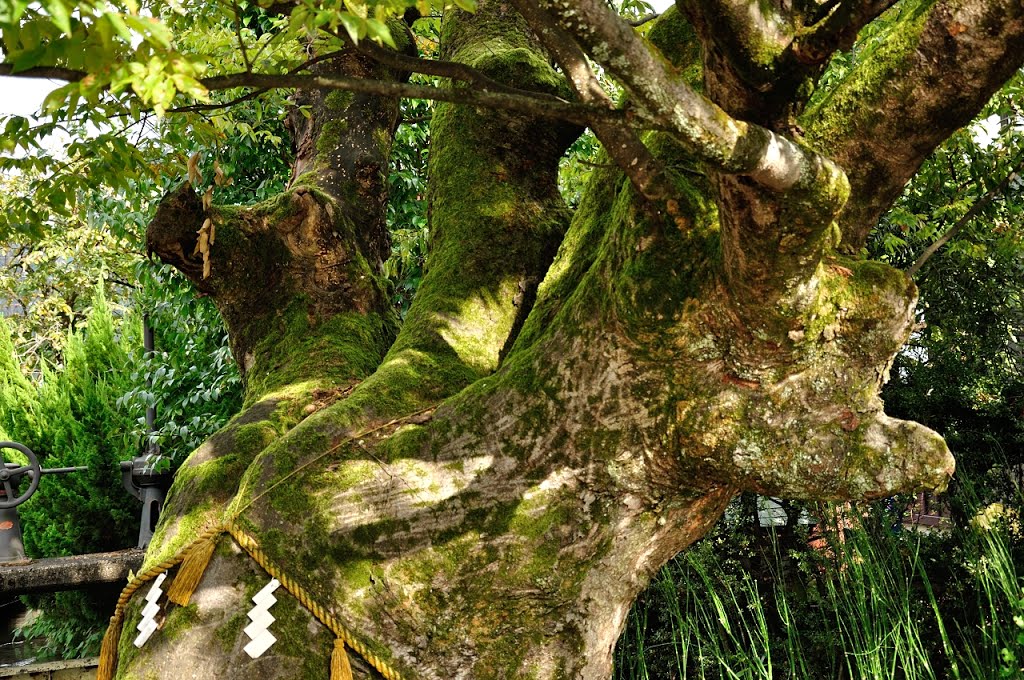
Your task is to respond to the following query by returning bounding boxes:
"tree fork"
[801,0,1024,250]
[132,35,417,676]
[122,3,594,678]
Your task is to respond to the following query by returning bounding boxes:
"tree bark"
[114,0,1024,677]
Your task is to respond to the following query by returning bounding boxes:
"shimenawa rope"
[97,407,436,680]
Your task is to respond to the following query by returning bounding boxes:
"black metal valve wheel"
[0,441,40,509]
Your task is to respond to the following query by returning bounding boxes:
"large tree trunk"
[123,0,1024,678]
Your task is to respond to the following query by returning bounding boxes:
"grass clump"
[616,487,1024,679]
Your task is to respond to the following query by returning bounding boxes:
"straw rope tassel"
[96,612,124,680]
[96,527,223,680]
[166,534,218,606]
[332,639,355,680]
[98,520,405,680]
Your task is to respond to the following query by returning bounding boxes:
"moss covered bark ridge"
[286,28,413,268]
[364,0,580,411]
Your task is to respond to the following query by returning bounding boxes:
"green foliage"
[12,585,120,661]
[0,175,138,367]
[616,491,1024,679]
[0,277,241,658]
[558,129,602,209]
[612,0,655,22]
[0,291,137,558]
[0,291,140,660]
[118,262,243,460]
[384,99,431,315]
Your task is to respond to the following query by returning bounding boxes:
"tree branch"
[199,71,627,126]
[628,12,660,26]
[528,0,847,209]
[166,48,352,114]
[167,87,269,114]
[908,151,1024,277]
[802,0,1024,251]
[510,0,675,206]
[677,0,791,86]
[791,0,900,64]
[0,64,88,80]
[231,0,252,72]
[347,32,558,102]
[0,60,634,129]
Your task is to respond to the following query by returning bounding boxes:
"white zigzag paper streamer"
[134,572,167,648]
[243,578,280,658]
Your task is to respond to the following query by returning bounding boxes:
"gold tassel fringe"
[96,613,124,680]
[331,638,355,680]
[166,535,218,606]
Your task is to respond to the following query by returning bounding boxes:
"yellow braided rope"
[100,406,437,679]
[227,521,404,680]
[111,523,225,620]
[100,521,404,680]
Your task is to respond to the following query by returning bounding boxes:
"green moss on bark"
[243,301,392,405]
[801,0,935,151]
[645,6,704,89]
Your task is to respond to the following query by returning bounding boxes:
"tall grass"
[615,496,1023,679]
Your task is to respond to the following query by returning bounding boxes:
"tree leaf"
[42,0,71,34]
[9,45,47,73]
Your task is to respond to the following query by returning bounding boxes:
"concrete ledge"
[0,658,97,678]
[0,550,144,595]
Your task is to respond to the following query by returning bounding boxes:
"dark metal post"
[144,319,156,434]
[121,315,172,549]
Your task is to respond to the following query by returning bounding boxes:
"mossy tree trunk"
[128,1,1023,678]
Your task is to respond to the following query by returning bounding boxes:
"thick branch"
[283,39,410,264]
[676,0,898,127]
[317,1,581,416]
[145,182,394,401]
[802,0,1024,251]
[791,0,899,63]
[677,0,792,87]
[528,0,848,207]
[509,0,674,206]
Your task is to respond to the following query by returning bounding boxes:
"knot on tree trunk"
[146,181,211,292]
[672,258,955,499]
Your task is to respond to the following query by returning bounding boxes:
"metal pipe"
[39,466,88,475]
[143,314,156,435]
[126,314,171,549]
